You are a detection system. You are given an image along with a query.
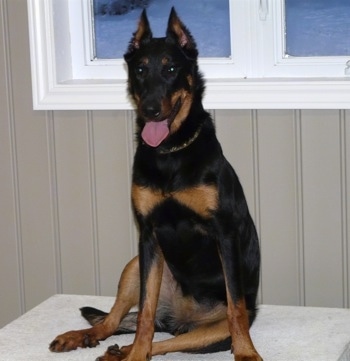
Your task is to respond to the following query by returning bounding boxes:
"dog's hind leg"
[49,256,140,352]
[96,319,262,361]
[152,318,231,355]
[96,319,231,361]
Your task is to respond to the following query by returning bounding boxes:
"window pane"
[285,0,350,57]
[93,0,230,59]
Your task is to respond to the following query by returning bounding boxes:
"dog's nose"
[142,105,161,119]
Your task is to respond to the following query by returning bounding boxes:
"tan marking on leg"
[225,297,263,360]
[152,319,230,355]
[49,257,140,353]
[217,251,263,361]
[127,251,164,361]
[103,257,140,330]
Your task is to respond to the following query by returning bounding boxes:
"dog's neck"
[158,125,203,154]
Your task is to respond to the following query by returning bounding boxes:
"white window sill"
[33,78,350,110]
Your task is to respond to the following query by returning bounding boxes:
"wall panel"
[14,109,56,311]
[3,0,56,312]
[301,110,344,307]
[256,110,300,305]
[344,110,350,307]
[92,110,135,296]
[0,0,22,324]
[53,111,96,295]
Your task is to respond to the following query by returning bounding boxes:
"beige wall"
[1,0,349,327]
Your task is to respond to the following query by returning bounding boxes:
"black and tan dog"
[49,8,263,361]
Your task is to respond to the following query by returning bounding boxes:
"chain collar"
[158,125,203,154]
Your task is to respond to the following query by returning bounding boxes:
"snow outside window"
[93,0,231,59]
[285,0,350,57]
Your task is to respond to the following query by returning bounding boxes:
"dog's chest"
[132,183,218,219]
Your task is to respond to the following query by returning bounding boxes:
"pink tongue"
[141,119,170,147]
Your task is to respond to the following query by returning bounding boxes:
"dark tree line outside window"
[94,0,151,16]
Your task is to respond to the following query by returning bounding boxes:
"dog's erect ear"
[124,10,152,61]
[166,7,198,58]
[132,10,152,49]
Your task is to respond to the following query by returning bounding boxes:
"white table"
[0,294,349,360]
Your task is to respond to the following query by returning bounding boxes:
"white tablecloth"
[0,294,349,361]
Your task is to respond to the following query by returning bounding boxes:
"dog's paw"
[235,353,263,361]
[95,344,150,361]
[49,330,100,352]
[95,344,125,361]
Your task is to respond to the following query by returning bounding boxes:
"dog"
[49,8,262,361]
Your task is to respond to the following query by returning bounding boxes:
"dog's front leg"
[96,237,164,361]
[129,239,164,361]
[50,257,140,353]
[110,235,164,361]
[217,233,263,361]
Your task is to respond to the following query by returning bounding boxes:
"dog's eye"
[167,66,176,73]
[136,66,146,76]
[163,65,177,78]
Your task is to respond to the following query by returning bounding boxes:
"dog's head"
[124,8,203,148]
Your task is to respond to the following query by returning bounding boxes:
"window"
[285,0,350,57]
[27,0,350,110]
[93,0,231,59]
[259,0,350,78]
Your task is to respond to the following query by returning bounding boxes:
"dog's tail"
[80,307,108,326]
[80,307,138,334]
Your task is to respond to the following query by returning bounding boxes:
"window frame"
[27,0,350,110]
[260,1,350,78]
